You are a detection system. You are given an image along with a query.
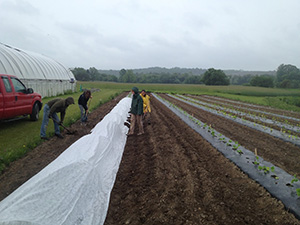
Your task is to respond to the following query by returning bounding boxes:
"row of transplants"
[169,94,300,146]
[187,94,300,125]
[197,94,300,120]
[154,93,300,198]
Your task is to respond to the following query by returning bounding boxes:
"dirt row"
[105,95,300,224]
[159,94,300,178]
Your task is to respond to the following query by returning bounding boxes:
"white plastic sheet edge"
[0,97,132,225]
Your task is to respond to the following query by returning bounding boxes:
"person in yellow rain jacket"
[140,90,151,125]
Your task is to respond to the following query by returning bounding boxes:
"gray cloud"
[1,0,299,71]
[0,0,39,15]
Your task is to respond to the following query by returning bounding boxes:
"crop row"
[200,95,300,118]
[168,94,300,147]
[179,94,300,133]
[191,94,300,124]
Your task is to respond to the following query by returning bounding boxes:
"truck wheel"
[30,103,40,121]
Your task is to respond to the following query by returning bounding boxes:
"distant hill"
[224,69,276,76]
[98,67,276,77]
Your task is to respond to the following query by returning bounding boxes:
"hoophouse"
[0,42,76,97]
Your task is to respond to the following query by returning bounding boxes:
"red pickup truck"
[0,74,42,121]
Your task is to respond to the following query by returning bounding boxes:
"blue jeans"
[79,105,88,122]
[40,104,60,137]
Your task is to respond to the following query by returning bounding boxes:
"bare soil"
[0,93,299,224]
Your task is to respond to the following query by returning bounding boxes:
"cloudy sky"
[1,0,299,71]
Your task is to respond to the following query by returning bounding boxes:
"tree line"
[71,64,300,88]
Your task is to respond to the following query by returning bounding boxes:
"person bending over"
[40,97,75,140]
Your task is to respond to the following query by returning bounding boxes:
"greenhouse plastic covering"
[0,42,75,81]
[0,42,76,97]
[0,97,131,225]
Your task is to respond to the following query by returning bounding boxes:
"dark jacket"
[130,87,143,115]
[48,97,74,122]
[78,93,90,110]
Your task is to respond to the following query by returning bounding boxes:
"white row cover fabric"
[0,97,131,225]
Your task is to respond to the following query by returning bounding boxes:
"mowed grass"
[0,81,299,173]
[0,85,123,172]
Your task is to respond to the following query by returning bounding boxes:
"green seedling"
[232,142,240,150]
[291,175,299,184]
[258,166,271,174]
[211,130,215,137]
[253,156,260,165]
[271,166,275,173]
[271,175,279,180]
[297,188,300,197]
[237,149,243,155]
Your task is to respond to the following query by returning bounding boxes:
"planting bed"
[200,95,300,119]
[194,94,300,123]
[171,94,300,146]
[0,92,300,224]
[179,94,300,135]
[160,94,300,178]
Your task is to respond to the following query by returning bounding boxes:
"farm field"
[158,94,300,177]
[1,84,300,224]
[105,94,300,224]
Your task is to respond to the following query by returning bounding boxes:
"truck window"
[1,77,12,93]
[11,77,26,93]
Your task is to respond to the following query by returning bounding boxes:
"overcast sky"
[1,0,299,71]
